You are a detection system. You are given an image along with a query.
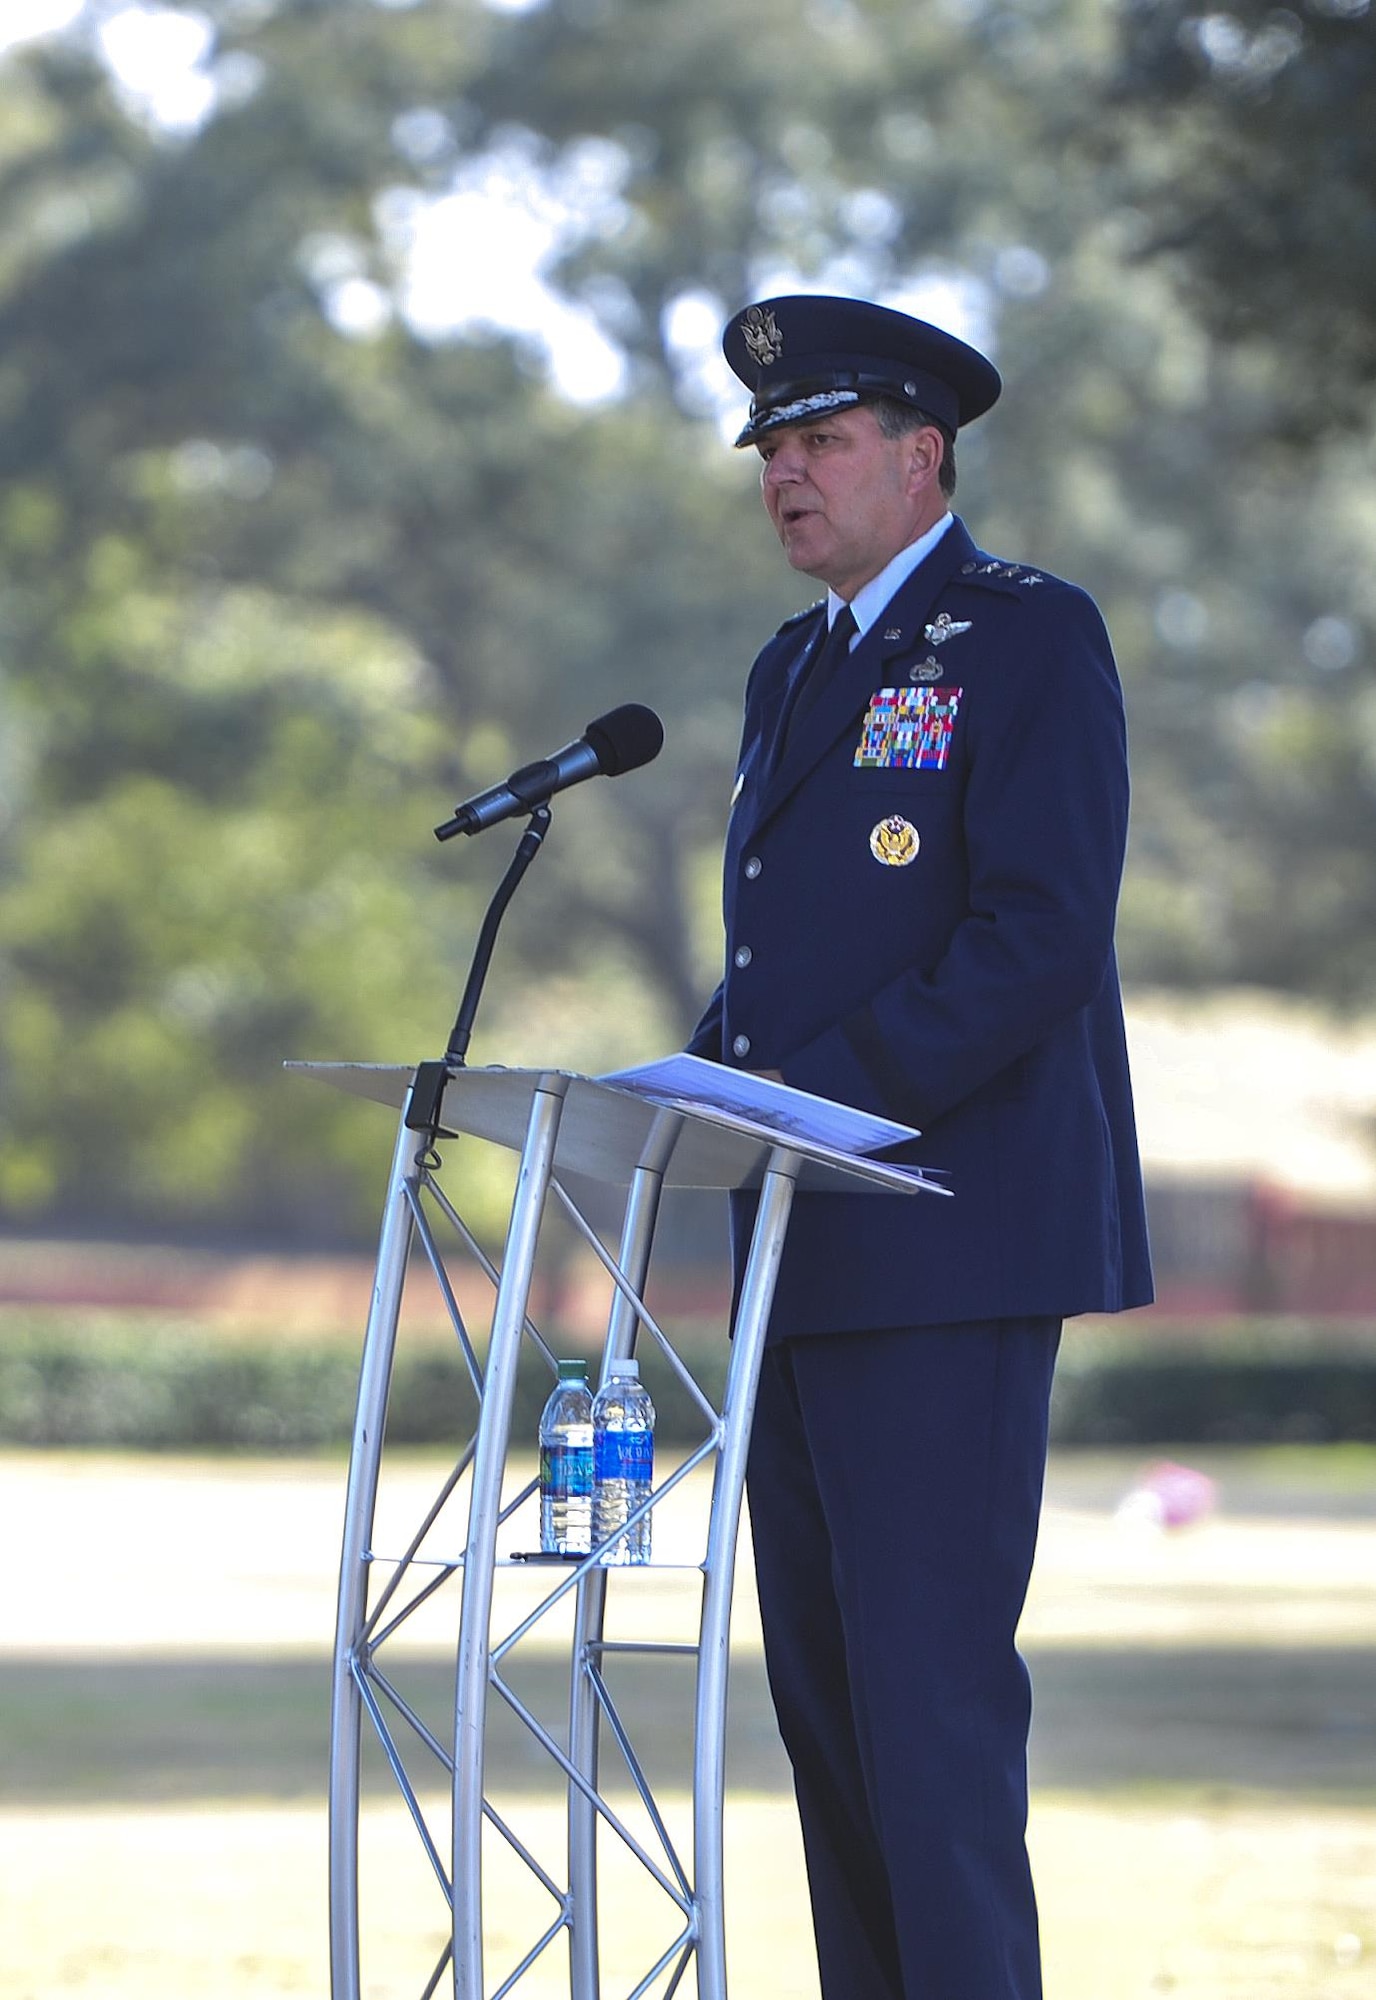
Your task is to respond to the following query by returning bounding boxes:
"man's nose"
[763,443,805,486]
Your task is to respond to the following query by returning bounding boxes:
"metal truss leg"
[452,1076,571,2000]
[568,1124,678,2000]
[330,1102,428,2000]
[693,1152,799,2000]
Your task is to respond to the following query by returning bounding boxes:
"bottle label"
[595,1429,653,1483]
[541,1442,594,1497]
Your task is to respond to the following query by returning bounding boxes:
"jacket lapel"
[750,518,977,831]
[760,608,827,779]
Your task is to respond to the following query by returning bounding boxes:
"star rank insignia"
[960,557,1048,586]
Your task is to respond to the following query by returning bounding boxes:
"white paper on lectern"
[596,1052,920,1157]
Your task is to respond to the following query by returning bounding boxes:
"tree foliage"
[1106,0,1376,437]
[0,0,1373,1239]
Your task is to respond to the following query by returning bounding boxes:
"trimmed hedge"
[1051,1319,1376,1444]
[1052,1355,1376,1443]
[0,1321,361,1451]
[0,1316,729,1452]
[2,1314,1375,1450]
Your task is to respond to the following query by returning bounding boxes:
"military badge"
[870,816,920,867]
[909,656,942,683]
[959,557,1047,585]
[741,305,784,367]
[854,686,963,771]
[923,613,972,647]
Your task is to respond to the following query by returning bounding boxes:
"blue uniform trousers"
[746,1317,1061,2000]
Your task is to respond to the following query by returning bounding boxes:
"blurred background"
[0,0,1373,1994]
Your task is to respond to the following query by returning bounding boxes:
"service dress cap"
[723,294,1001,449]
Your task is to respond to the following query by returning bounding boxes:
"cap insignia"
[741,305,784,367]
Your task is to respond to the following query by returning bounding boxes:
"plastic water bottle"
[538,1360,594,1556]
[593,1358,655,1565]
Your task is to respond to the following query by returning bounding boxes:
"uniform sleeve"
[780,588,1130,1126]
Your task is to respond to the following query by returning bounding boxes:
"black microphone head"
[583,703,664,777]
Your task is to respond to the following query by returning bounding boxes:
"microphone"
[434,703,664,840]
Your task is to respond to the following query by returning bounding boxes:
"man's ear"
[905,425,945,494]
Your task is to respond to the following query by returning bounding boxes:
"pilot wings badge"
[923,613,973,647]
[741,305,784,367]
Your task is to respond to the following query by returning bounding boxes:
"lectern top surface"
[285,1061,948,1198]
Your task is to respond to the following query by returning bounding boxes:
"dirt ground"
[1,1444,1373,1999]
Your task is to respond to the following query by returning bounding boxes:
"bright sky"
[1,0,990,416]
[0,0,82,49]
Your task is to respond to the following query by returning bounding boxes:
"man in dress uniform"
[686,296,1153,2000]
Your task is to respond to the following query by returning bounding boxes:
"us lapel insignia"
[924,613,972,646]
[883,626,903,642]
[870,816,920,867]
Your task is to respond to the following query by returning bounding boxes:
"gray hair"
[870,395,957,498]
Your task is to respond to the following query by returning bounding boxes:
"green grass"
[3,1444,1374,1998]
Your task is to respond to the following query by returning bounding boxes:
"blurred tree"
[1,0,1374,1241]
[0,10,796,1236]
[1105,0,1376,439]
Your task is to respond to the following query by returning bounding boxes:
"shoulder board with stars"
[954,555,1057,596]
[776,598,826,632]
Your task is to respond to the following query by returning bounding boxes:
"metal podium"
[299,1058,942,2000]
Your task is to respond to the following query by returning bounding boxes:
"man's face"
[755,404,945,600]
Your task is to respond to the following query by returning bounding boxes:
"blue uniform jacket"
[688,515,1154,1334]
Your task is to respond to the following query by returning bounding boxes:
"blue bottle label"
[595,1429,653,1483]
[541,1442,593,1497]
